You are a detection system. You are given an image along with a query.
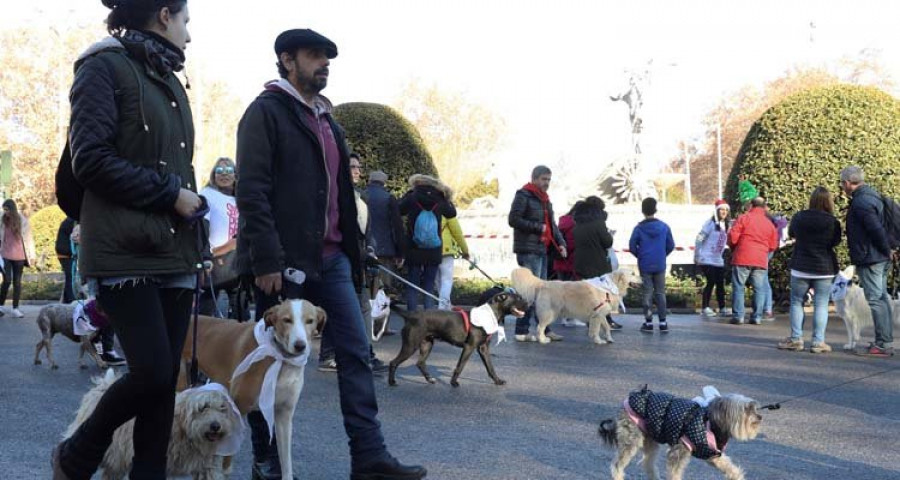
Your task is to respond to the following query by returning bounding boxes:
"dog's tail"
[598,418,619,447]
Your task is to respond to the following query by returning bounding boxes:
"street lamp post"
[716,123,723,199]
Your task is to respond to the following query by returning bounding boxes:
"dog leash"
[188,197,211,388]
[365,247,447,307]
[455,253,503,287]
[761,364,900,411]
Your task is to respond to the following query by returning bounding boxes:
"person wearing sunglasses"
[199,157,242,317]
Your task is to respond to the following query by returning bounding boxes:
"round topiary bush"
[28,205,67,272]
[333,102,438,196]
[726,84,900,306]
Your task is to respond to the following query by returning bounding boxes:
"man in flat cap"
[235,28,427,479]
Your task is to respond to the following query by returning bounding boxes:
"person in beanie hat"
[737,174,759,207]
[629,198,675,332]
[727,197,777,325]
[694,200,732,316]
[235,27,426,479]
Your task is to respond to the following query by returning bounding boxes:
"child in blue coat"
[629,198,675,332]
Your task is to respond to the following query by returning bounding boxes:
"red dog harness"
[452,306,471,333]
[593,292,612,312]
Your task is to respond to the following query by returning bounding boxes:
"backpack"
[55,139,82,221]
[412,203,441,249]
[881,195,900,250]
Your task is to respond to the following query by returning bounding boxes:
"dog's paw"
[843,343,855,350]
[51,364,60,370]
[606,336,615,343]
[33,359,41,365]
[538,336,551,344]
[426,377,437,384]
[592,338,608,345]
[495,378,506,386]
[450,380,460,388]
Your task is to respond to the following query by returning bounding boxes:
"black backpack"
[881,195,900,250]
[55,139,82,221]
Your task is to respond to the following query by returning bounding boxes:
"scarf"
[522,183,556,249]
[231,318,309,441]
[469,303,506,345]
[120,29,185,74]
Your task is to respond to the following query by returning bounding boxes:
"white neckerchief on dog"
[72,303,97,336]
[187,382,246,456]
[469,304,506,345]
[231,318,309,441]
[831,272,851,301]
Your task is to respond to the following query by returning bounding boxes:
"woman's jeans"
[732,266,767,322]
[0,258,25,308]
[406,261,439,311]
[59,283,193,479]
[789,276,832,344]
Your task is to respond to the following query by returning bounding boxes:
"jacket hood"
[408,174,452,200]
[264,78,334,114]
[74,37,124,69]
[638,218,668,238]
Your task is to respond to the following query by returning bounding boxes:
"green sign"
[0,150,11,187]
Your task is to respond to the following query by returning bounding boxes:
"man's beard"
[296,69,328,94]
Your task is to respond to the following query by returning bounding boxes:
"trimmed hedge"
[28,205,66,272]
[727,84,900,301]
[333,102,438,197]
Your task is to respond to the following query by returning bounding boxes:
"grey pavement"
[2,305,899,479]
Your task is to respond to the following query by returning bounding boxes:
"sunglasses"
[214,166,235,175]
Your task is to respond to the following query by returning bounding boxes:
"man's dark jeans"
[252,252,386,468]
[515,252,553,335]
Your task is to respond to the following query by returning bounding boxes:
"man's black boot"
[248,411,298,480]
[350,455,427,480]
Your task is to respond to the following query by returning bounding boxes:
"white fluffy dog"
[65,369,242,480]
[831,265,900,350]
[599,386,762,480]
[511,267,640,344]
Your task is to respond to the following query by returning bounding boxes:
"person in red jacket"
[727,197,778,324]
[553,203,585,327]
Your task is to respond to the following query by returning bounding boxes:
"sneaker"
[640,322,654,333]
[515,334,537,342]
[317,358,338,372]
[702,307,715,317]
[658,322,669,333]
[809,342,832,354]
[100,351,127,366]
[562,319,587,327]
[607,319,623,330]
[730,317,744,325]
[854,343,895,357]
[763,311,776,322]
[777,337,804,351]
[546,331,564,341]
[370,358,389,374]
[718,308,732,316]
[749,317,761,325]
[561,319,574,327]
[11,308,24,318]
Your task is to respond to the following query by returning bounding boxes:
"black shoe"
[371,358,389,374]
[351,456,427,480]
[640,322,654,333]
[100,351,126,366]
[607,319,623,330]
[658,322,669,333]
[251,458,299,480]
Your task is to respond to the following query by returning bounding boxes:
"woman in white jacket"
[0,199,36,317]
[694,200,731,316]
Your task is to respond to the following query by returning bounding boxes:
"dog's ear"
[495,293,508,303]
[262,307,279,328]
[314,307,328,336]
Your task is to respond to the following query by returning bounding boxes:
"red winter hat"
[714,199,730,210]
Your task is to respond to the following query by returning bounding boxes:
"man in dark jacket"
[508,165,567,341]
[365,170,406,282]
[235,29,426,479]
[841,165,894,357]
[629,198,675,332]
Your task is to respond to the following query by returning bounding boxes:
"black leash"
[761,364,900,411]
[455,253,504,288]
[188,197,211,388]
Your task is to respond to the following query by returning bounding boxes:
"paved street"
[2,304,899,479]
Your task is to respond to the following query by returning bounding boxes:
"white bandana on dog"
[370,288,391,341]
[187,382,246,456]
[583,274,626,313]
[831,272,851,302]
[469,304,506,345]
[72,303,97,336]
[231,319,309,441]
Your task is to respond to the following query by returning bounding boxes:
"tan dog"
[33,303,106,370]
[511,268,639,344]
[66,369,240,479]
[180,299,326,479]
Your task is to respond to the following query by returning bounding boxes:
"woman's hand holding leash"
[175,188,203,219]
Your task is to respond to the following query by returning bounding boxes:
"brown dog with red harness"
[388,291,528,387]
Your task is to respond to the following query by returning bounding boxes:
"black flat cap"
[274,29,338,58]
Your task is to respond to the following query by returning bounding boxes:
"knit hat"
[368,170,388,183]
[714,199,730,211]
[737,180,759,205]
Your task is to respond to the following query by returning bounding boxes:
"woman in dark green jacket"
[572,197,622,330]
[54,2,202,479]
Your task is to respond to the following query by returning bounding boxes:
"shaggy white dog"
[831,265,900,350]
[65,370,242,480]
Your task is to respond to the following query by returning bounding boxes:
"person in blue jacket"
[629,198,675,333]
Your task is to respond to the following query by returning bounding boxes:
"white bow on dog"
[231,319,309,441]
[692,385,722,407]
[72,302,97,336]
[469,303,506,345]
[188,382,247,455]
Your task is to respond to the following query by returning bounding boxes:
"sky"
[9,0,900,197]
